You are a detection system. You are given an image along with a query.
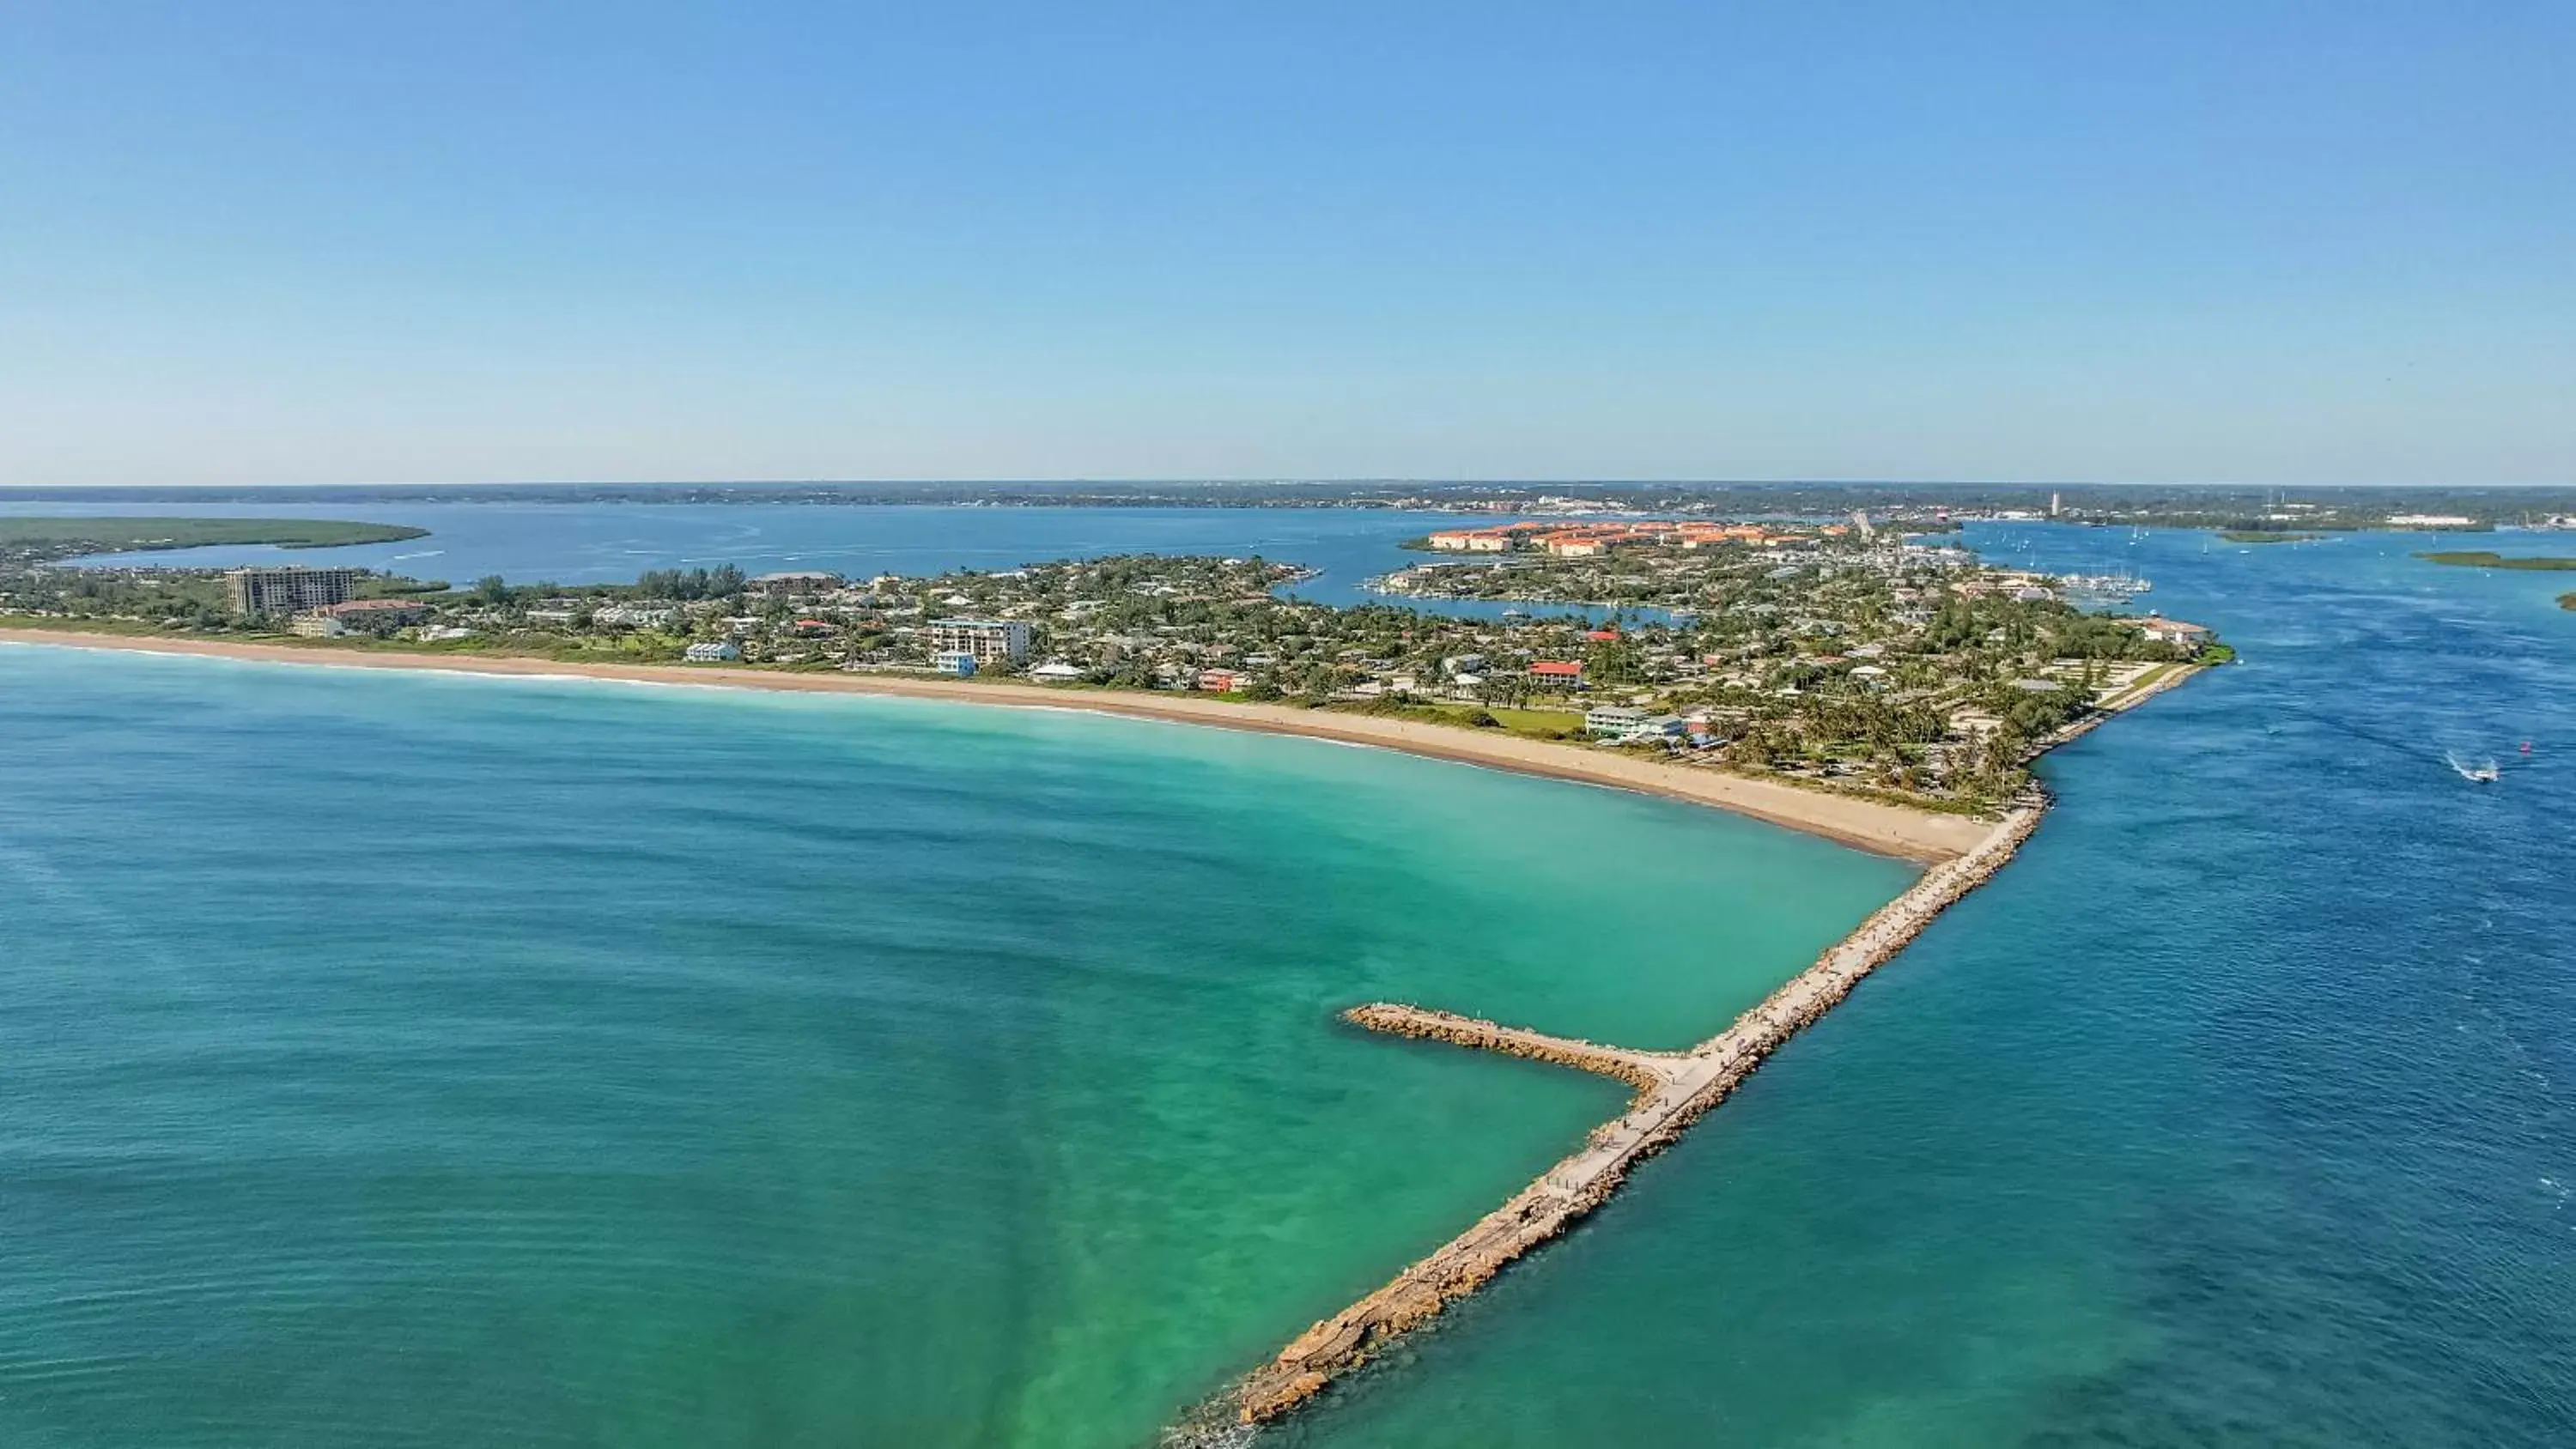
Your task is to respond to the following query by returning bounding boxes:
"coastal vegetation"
[0,517,427,567]
[2415,550,2576,571]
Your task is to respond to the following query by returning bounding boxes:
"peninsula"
[3,517,2227,826]
[0,516,428,566]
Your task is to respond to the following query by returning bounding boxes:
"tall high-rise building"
[225,567,360,616]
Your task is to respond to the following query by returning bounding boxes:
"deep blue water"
[1285,522,2576,1446]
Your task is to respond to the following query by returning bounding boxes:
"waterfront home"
[1425,528,1513,553]
[683,640,741,663]
[933,650,979,676]
[1029,662,1084,683]
[2129,616,2212,646]
[1528,659,1584,686]
[1197,667,1249,693]
[1584,705,1649,737]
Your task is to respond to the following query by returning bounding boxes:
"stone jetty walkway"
[1171,797,2049,1436]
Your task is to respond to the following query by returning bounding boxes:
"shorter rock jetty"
[1173,796,2049,1436]
[1338,1003,1684,1095]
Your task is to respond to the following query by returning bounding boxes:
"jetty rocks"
[1181,797,2049,1434]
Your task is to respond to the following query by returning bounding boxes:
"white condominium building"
[927,618,1033,664]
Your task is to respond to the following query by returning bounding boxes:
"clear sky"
[3,2,2569,487]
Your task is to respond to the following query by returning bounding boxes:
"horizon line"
[3,478,2565,493]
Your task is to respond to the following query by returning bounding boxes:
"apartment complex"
[927,617,1033,665]
[226,567,359,616]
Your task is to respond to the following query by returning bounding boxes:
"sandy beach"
[0,628,1993,862]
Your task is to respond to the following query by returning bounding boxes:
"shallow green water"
[0,646,1905,1447]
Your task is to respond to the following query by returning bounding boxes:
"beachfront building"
[683,640,741,663]
[288,611,345,638]
[1029,662,1084,683]
[933,650,979,676]
[1585,705,1649,737]
[1196,667,1249,693]
[927,617,1033,665]
[226,567,358,617]
[322,598,426,632]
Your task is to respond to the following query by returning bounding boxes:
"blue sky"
[3,2,2569,486]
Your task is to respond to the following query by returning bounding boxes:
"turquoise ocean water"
[5,515,2574,1445]
[0,643,1901,1448]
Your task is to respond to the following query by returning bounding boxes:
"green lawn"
[1325,698,1586,740]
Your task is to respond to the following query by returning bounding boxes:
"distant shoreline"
[0,627,1992,863]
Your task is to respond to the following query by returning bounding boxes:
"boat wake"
[2445,750,2501,783]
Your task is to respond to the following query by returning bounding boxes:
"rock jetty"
[1174,796,2048,1436]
